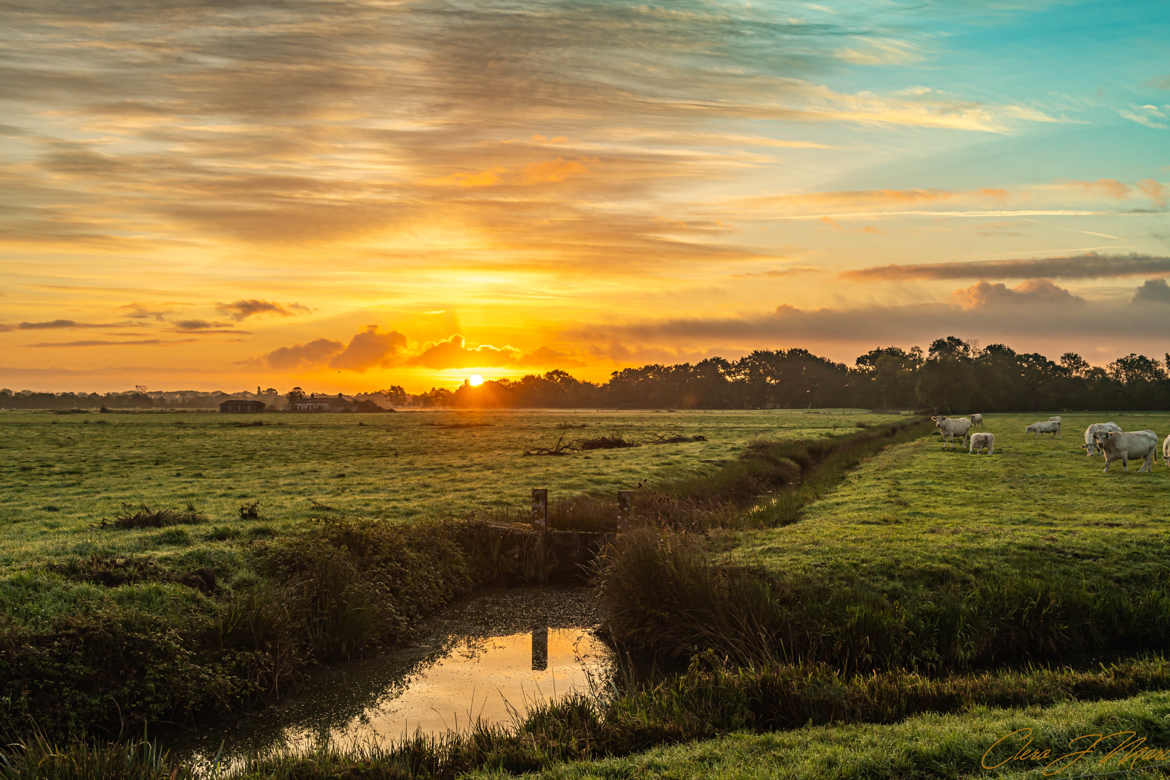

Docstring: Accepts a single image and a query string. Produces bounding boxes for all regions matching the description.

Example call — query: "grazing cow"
[1164,434,1170,469]
[970,413,984,428]
[1025,420,1061,437]
[1096,430,1158,472]
[931,415,972,448]
[1082,422,1122,456]
[968,432,995,454]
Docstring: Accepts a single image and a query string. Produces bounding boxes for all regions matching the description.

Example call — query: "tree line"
[4,337,1170,412]
[424,336,1170,412]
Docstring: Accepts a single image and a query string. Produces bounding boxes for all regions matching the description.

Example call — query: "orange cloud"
[1065,178,1129,199]
[952,279,1083,310]
[1137,178,1167,208]
[427,158,591,189]
[520,158,589,185]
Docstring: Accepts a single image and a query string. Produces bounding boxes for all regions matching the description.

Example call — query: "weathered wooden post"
[531,488,548,531]
[531,488,549,583]
[531,623,549,671]
[617,490,633,531]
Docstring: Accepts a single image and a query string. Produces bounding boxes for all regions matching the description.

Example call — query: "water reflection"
[186,624,609,773]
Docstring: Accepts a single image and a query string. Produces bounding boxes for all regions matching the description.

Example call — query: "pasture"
[0,407,908,742]
[8,407,1170,778]
[0,408,901,578]
[601,412,1170,678]
[696,412,1170,673]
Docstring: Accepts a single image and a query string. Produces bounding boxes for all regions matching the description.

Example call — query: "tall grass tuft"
[0,733,182,780]
[101,503,206,529]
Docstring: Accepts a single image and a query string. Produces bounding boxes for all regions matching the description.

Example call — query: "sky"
[1,0,1168,393]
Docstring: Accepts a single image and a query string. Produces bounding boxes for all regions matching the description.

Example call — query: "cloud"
[173,319,226,330]
[1065,178,1129,199]
[217,299,310,320]
[263,338,344,370]
[1133,278,1170,304]
[1137,179,1167,208]
[572,292,1170,355]
[408,335,516,370]
[953,280,1084,310]
[329,326,408,371]
[734,266,824,279]
[1120,105,1169,129]
[407,334,581,369]
[836,38,923,66]
[16,319,125,329]
[120,303,171,321]
[842,253,1170,281]
[29,339,194,347]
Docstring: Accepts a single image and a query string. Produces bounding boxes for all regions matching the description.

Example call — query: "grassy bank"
[465,690,1170,779]
[9,656,1170,778]
[599,412,1170,673]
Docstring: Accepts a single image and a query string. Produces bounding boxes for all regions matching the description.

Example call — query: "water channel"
[177,587,612,774]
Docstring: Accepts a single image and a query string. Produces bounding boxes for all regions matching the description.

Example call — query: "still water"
[181,589,610,773]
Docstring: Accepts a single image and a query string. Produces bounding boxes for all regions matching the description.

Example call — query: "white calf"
[968,432,994,454]
[1025,420,1061,437]
[1082,422,1122,456]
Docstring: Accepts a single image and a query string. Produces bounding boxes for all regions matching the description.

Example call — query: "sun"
[468,374,484,387]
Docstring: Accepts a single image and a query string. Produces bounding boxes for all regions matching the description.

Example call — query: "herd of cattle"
[930,414,1168,473]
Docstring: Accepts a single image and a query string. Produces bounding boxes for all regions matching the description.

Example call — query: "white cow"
[969,432,995,454]
[970,413,984,428]
[1163,434,1170,469]
[1025,420,1061,437]
[1096,430,1158,472]
[931,415,972,448]
[1082,422,1122,456]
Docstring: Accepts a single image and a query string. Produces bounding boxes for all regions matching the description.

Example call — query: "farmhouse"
[218,399,266,413]
[290,393,352,412]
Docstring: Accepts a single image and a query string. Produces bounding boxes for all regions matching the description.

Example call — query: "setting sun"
[467,375,484,387]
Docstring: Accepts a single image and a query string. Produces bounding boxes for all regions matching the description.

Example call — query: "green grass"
[9,410,1170,777]
[464,690,1170,778]
[0,409,908,741]
[0,408,901,536]
[599,412,1170,673]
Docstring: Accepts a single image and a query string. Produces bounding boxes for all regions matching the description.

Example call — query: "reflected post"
[531,624,549,671]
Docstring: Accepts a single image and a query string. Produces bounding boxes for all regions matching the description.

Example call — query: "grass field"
[8,409,1170,778]
[0,407,907,742]
[602,413,1170,671]
[0,408,902,541]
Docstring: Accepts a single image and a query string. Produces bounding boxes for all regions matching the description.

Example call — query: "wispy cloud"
[30,339,196,348]
[1120,104,1169,129]
[216,299,309,321]
[842,253,1170,281]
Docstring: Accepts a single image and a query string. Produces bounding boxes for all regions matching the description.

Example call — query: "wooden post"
[531,624,549,671]
[531,488,548,531]
[617,490,633,531]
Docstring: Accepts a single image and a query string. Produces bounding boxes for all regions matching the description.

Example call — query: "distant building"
[290,393,349,412]
[219,399,266,413]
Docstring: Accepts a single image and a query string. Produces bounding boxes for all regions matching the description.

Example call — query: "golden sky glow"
[1,1,1168,392]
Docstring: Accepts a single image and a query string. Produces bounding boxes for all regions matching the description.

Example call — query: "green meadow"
[6,409,1170,779]
[0,407,900,536]
[0,407,904,744]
